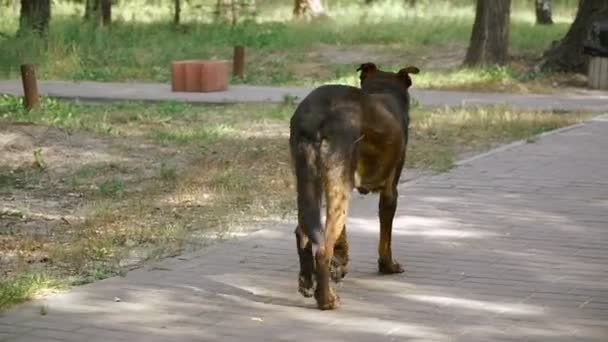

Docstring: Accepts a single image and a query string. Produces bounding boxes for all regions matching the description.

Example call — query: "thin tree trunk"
[173,0,181,26]
[535,0,553,25]
[100,0,111,26]
[215,0,233,22]
[294,0,306,16]
[463,0,512,66]
[293,0,326,18]
[231,0,238,25]
[537,0,608,73]
[84,0,99,21]
[18,0,51,37]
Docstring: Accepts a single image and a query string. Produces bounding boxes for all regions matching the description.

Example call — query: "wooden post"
[588,56,608,90]
[233,46,245,78]
[20,64,40,110]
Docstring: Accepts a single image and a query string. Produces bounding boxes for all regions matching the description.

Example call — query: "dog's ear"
[357,62,377,80]
[397,66,420,88]
[399,66,420,75]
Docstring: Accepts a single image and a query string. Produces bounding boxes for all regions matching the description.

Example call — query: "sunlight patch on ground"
[348,215,495,239]
[401,294,545,316]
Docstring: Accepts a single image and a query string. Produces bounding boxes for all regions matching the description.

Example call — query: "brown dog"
[288,62,419,310]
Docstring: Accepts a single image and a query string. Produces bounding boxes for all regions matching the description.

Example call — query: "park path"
[0,100,607,340]
[0,79,607,112]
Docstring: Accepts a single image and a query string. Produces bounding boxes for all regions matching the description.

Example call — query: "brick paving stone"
[1,116,607,341]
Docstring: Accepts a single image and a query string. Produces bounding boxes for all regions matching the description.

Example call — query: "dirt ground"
[0,122,216,279]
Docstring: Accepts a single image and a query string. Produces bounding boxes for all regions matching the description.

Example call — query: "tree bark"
[464,0,512,66]
[18,0,51,37]
[537,0,608,73]
[84,0,99,21]
[173,0,181,26]
[293,0,326,18]
[100,0,111,26]
[536,0,553,25]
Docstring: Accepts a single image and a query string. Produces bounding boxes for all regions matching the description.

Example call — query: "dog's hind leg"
[295,224,315,297]
[330,226,349,283]
[314,156,352,310]
[292,140,323,298]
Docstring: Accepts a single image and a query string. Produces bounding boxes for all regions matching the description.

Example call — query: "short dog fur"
[289,62,419,310]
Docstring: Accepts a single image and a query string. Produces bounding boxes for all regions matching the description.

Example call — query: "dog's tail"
[290,136,324,248]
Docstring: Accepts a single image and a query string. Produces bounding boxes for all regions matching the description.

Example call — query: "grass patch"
[408,105,585,171]
[98,178,126,197]
[0,94,591,310]
[0,0,577,92]
[0,273,64,311]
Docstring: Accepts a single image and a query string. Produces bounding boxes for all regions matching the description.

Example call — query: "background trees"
[537,0,608,72]
[18,0,51,36]
[464,0,512,66]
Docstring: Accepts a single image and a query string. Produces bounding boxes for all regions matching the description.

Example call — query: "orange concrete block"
[171,60,229,93]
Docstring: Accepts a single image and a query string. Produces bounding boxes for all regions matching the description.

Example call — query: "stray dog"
[289,62,419,310]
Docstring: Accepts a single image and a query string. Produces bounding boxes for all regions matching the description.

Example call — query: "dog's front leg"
[378,184,404,274]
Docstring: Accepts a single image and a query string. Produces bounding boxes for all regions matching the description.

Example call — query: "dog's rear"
[289,84,363,308]
[289,85,362,243]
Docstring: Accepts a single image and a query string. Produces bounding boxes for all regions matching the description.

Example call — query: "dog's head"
[356,62,420,91]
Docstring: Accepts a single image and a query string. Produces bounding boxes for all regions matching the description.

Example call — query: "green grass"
[0,272,64,311]
[0,0,576,90]
[98,178,126,197]
[408,105,583,171]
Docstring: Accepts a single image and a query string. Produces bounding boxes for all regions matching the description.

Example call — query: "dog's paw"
[378,258,404,274]
[298,274,315,298]
[315,286,340,310]
[330,256,348,283]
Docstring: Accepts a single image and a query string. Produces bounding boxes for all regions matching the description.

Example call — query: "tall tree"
[100,0,111,26]
[84,0,99,21]
[464,0,512,66]
[536,0,554,25]
[18,0,51,37]
[537,0,608,73]
[173,0,181,26]
[84,0,111,26]
[293,0,326,19]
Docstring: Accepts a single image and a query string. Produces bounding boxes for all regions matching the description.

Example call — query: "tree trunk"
[408,0,417,7]
[537,0,608,73]
[535,0,553,25]
[215,0,234,22]
[463,0,512,66]
[18,0,51,37]
[84,0,99,21]
[173,0,181,26]
[85,0,110,26]
[100,0,111,26]
[293,0,326,18]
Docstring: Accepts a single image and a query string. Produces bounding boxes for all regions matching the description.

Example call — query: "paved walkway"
[1,109,608,341]
[1,80,607,112]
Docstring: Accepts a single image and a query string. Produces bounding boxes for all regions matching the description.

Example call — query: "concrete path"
[1,80,607,112]
[1,111,607,341]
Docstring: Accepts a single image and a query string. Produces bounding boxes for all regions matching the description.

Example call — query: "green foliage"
[0,273,63,311]
[98,178,125,197]
[0,0,575,87]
